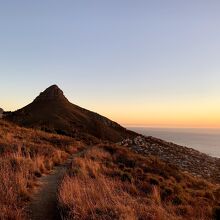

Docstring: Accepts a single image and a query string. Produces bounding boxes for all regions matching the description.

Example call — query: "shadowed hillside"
[0,108,3,118]
[5,85,136,142]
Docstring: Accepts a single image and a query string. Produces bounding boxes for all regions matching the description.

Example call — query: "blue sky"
[0,1,220,127]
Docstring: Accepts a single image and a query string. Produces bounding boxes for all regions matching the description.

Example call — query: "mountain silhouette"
[0,108,3,118]
[5,85,135,141]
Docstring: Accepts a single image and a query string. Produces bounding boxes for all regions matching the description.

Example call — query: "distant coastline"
[129,127,220,158]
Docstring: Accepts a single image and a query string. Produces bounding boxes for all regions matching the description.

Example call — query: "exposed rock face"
[5,85,136,142]
[119,136,220,183]
[34,85,67,102]
[0,108,3,118]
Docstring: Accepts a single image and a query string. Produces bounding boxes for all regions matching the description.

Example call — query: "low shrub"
[213,206,220,220]
[121,172,133,183]
[161,187,173,200]
[172,196,183,205]
[149,177,160,186]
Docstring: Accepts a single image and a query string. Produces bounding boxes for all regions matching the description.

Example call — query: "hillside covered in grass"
[0,119,219,220]
[0,119,87,220]
[58,144,220,220]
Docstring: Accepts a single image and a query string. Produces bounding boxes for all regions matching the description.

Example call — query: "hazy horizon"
[125,125,220,129]
[1,1,220,128]
[130,126,220,158]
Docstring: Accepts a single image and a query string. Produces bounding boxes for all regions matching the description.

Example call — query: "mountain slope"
[58,144,220,220]
[0,119,83,219]
[0,108,3,118]
[5,85,136,142]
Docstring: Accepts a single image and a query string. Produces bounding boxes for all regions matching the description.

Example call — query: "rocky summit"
[34,85,67,102]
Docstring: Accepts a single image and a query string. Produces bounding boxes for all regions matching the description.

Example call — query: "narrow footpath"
[28,148,89,220]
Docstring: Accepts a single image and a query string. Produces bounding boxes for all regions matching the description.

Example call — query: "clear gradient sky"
[0,1,220,128]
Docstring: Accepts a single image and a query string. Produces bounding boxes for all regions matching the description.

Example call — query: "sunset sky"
[0,1,220,128]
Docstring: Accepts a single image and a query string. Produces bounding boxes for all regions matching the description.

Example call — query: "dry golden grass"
[0,119,85,220]
[58,145,220,220]
[58,171,179,220]
[1,119,219,219]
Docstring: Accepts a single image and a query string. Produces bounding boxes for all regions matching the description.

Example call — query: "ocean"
[129,127,220,158]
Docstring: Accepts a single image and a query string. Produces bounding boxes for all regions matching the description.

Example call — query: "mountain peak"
[5,85,136,142]
[34,85,67,102]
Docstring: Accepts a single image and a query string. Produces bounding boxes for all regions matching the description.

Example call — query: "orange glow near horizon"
[94,98,220,129]
[3,94,220,129]
[118,115,220,129]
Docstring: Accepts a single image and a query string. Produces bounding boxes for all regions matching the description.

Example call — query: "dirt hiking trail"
[28,148,89,220]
